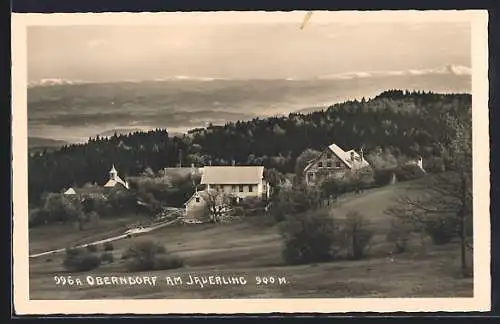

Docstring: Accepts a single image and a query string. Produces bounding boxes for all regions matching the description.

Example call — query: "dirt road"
[29,217,180,259]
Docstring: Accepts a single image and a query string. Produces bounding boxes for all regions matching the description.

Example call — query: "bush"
[341,211,374,260]
[239,197,267,209]
[154,255,184,270]
[28,208,50,227]
[86,244,98,252]
[63,247,101,272]
[320,178,343,199]
[230,206,245,217]
[344,168,375,193]
[43,193,85,225]
[373,168,396,186]
[124,239,183,272]
[65,246,84,257]
[386,219,413,253]
[395,164,426,182]
[101,252,115,263]
[103,241,114,251]
[423,156,446,173]
[270,184,322,223]
[279,209,339,265]
[425,216,456,245]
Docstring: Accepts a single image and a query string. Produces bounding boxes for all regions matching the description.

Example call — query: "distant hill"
[28,71,471,143]
[28,137,68,152]
[97,128,152,138]
[27,90,471,205]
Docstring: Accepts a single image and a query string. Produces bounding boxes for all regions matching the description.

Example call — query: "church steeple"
[109,164,118,180]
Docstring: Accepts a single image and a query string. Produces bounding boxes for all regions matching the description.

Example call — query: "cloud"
[317,64,472,80]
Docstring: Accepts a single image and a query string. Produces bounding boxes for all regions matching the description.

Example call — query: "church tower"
[109,164,118,181]
[104,164,129,189]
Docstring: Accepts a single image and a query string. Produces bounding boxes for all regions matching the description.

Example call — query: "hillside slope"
[29,179,472,299]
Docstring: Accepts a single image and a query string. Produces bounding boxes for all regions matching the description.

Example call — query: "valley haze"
[28,67,471,146]
[27,19,471,146]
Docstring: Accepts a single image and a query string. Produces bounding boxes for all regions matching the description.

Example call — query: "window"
[318,161,323,167]
[248,185,253,192]
[239,185,244,192]
[307,172,314,182]
[327,161,332,167]
[231,185,236,191]
[335,162,341,168]
[195,197,200,203]
[327,153,332,159]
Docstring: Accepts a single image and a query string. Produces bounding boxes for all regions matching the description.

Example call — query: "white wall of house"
[206,183,262,198]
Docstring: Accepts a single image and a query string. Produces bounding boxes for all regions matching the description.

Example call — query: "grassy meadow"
[28,180,473,299]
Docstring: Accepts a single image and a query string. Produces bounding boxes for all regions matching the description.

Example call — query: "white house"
[303,143,371,185]
[183,165,271,221]
[201,165,270,201]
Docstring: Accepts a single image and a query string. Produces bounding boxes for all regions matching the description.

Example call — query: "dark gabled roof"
[74,187,106,195]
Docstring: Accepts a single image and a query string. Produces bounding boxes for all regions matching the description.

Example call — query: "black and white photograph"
[12,10,490,314]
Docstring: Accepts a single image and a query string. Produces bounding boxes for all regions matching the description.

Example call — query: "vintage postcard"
[12,10,490,314]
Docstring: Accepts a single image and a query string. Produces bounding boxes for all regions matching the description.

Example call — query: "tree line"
[28,89,471,206]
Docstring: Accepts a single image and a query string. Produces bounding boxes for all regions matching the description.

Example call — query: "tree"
[269,183,322,222]
[294,149,321,178]
[43,193,89,230]
[264,168,286,187]
[386,218,413,254]
[385,113,472,277]
[62,247,101,272]
[279,209,339,264]
[201,188,232,223]
[123,239,183,271]
[343,167,375,193]
[341,211,374,259]
[319,178,343,202]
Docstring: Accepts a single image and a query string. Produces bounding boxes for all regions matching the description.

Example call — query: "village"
[57,141,424,230]
[27,134,465,300]
[28,131,474,300]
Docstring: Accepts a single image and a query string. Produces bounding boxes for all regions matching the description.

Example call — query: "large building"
[303,143,371,185]
[183,165,271,221]
[201,166,270,200]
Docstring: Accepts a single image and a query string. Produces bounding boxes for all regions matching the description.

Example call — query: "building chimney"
[209,160,212,166]
[232,160,236,166]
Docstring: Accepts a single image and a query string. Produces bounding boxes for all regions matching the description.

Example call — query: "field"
[29,214,151,255]
[28,180,473,299]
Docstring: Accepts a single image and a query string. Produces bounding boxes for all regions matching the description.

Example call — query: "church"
[63,164,129,198]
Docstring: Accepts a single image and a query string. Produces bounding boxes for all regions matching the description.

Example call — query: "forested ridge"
[28,90,471,206]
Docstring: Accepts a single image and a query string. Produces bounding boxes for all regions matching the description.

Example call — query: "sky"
[27,12,471,82]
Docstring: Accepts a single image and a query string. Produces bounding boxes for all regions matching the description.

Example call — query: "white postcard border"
[12,10,491,314]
